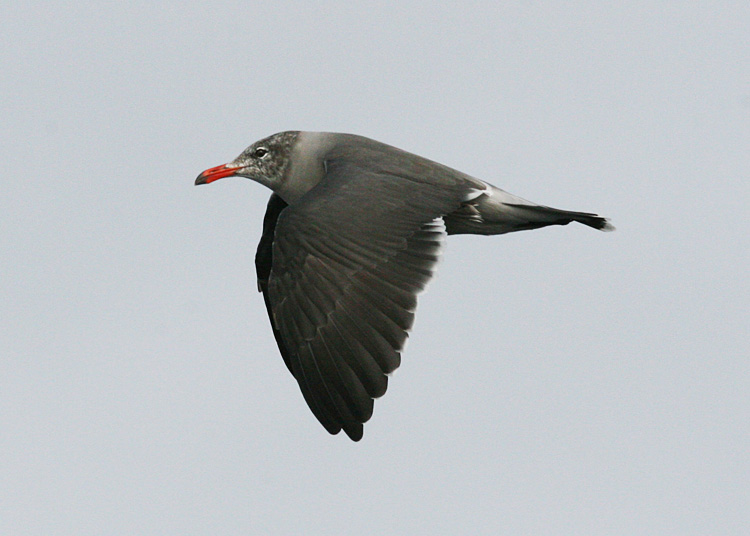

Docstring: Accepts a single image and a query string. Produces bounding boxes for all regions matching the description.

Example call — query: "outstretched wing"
[264,159,473,440]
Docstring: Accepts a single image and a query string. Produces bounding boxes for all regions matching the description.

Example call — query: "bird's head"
[195,131,299,190]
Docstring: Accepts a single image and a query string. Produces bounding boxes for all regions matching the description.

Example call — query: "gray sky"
[2,2,748,534]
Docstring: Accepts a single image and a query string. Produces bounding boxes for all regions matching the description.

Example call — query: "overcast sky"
[2,2,748,535]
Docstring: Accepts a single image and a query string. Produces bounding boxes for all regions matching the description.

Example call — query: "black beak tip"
[194,174,207,186]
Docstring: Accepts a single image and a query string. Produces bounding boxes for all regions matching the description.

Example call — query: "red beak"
[195,164,239,185]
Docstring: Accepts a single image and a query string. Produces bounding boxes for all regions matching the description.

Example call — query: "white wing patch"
[415,216,446,294]
[422,216,447,262]
[463,183,492,202]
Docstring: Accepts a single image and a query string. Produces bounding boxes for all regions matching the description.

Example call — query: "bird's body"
[196,131,612,440]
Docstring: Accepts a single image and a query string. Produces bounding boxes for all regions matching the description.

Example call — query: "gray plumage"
[195,131,613,441]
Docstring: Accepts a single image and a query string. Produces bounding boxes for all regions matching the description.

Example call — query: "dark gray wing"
[267,159,473,440]
[255,194,292,372]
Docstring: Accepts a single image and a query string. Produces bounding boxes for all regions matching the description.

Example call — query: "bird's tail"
[503,203,614,232]
[445,185,614,235]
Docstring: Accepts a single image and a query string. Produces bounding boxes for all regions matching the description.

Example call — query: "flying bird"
[195,131,613,441]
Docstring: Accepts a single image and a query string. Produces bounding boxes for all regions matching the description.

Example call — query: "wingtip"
[343,423,364,442]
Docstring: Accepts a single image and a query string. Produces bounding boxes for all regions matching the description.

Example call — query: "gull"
[196,131,613,440]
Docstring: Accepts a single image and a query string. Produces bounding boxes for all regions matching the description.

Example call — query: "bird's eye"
[253,147,268,158]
